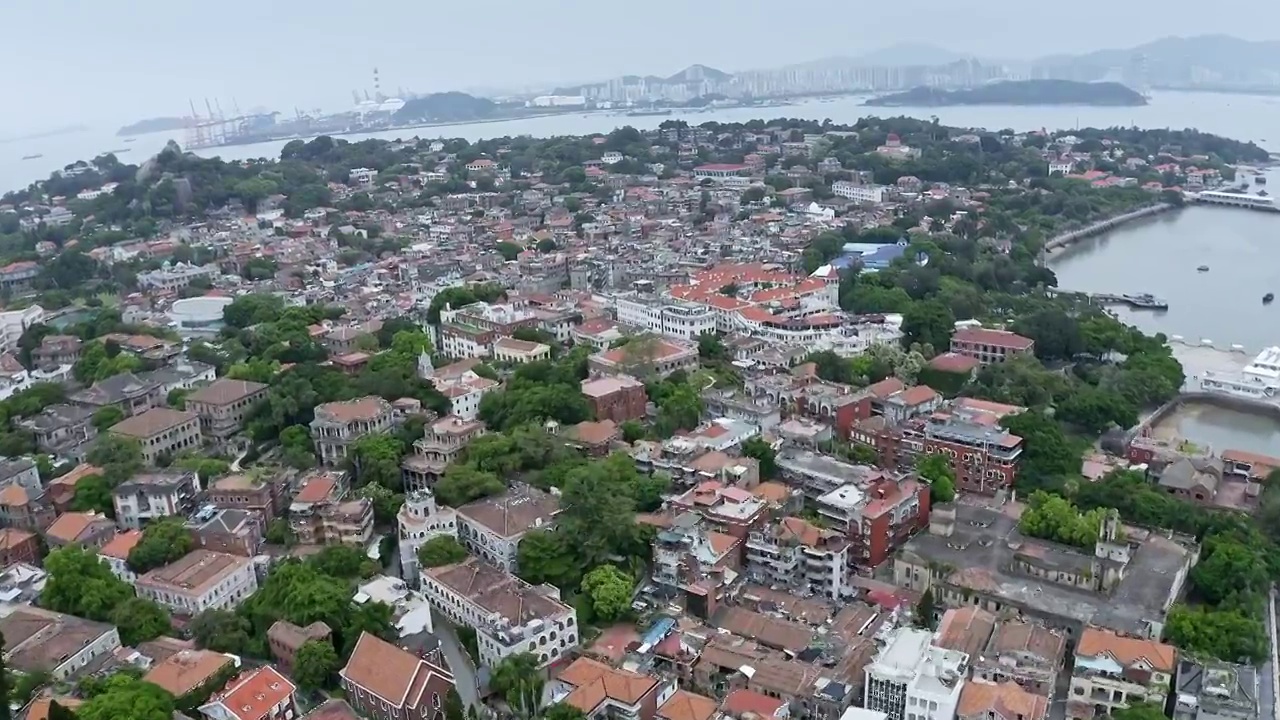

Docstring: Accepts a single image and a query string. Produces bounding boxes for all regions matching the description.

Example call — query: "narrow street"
[1263,586,1278,720]
[434,608,483,710]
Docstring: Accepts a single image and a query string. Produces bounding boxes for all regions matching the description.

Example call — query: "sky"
[3,0,1280,134]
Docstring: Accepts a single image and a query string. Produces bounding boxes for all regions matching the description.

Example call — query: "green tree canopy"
[418,536,469,569]
[127,517,195,573]
[580,565,634,624]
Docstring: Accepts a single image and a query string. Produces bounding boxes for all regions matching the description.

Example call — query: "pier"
[1047,288,1169,309]
[1190,190,1279,212]
[1042,203,1174,253]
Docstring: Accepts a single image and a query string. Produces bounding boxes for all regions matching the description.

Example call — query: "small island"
[866,80,1148,107]
[116,117,188,137]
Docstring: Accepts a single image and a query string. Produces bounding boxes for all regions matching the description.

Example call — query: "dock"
[1047,288,1169,309]
[1190,190,1279,212]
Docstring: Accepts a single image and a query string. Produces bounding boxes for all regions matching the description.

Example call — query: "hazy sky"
[3,0,1280,134]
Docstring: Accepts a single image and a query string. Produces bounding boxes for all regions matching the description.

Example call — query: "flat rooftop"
[899,503,1194,636]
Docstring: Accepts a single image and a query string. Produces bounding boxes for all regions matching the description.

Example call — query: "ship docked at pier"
[1200,346,1280,402]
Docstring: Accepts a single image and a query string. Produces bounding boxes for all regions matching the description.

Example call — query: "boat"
[626,109,673,117]
[1201,346,1280,400]
[1258,176,1268,185]
[123,138,135,143]
[20,153,42,160]
[1197,265,1210,272]
[1266,293,1275,304]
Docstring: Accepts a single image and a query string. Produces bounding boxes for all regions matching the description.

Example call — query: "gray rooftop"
[899,503,1195,636]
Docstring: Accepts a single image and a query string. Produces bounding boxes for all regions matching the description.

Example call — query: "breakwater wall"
[1131,392,1280,441]
[1043,203,1176,253]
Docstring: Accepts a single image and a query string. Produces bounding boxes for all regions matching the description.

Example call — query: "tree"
[1017,492,1109,549]
[620,420,647,443]
[434,465,504,508]
[580,565,634,624]
[308,544,377,579]
[41,546,132,621]
[490,653,544,717]
[110,597,172,646]
[265,518,297,546]
[294,639,340,691]
[741,437,777,479]
[697,332,727,361]
[90,406,125,432]
[914,587,937,629]
[418,536,468,568]
[543,704,588,720]
[915,453,956,503]
[357,483,404,525]
[1000,410,1078,492]
[76,675,174,720]
[127,518,195,573]
[515,529,579,589]
[495,242,522,262]
[70,474,114,516]
[280,424,317,469]
[901,300,955,351]
[0,631,9,720]
[167,388,189,410]
[350,434,406,491]
[1111,705,1172,720]
[189,609,254,655]
[47,701,76,720]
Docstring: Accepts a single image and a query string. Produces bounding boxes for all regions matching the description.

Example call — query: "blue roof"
[642,616,676,647]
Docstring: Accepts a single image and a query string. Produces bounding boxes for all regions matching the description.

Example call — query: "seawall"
[1043,203,1176,254]
[1133,392,1280,440]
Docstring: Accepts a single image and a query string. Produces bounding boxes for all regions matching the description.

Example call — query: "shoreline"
[1040,202,1177,257]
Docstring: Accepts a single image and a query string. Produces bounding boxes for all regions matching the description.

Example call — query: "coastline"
[1041,203,1177,256]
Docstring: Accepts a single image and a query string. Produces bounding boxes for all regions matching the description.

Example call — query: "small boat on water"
[20,153,42,160]
[1258,176,1268,185]
[123,138,136,143]
[1197,265,1210,272]
[1265,293,1275,304]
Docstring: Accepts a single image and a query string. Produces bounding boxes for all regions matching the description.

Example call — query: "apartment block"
[401,415,486,492]
[864,627,968,720]
[745,516,850,601]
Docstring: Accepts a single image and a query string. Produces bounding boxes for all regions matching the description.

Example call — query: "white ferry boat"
[1200,346,1280,401]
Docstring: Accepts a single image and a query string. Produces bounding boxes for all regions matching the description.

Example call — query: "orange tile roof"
[659,690,718,720]
[45,511,101,543]
[1077,627,1175,672]
[559,657,658,713]
[203,666,296,720]
[958,680,1048,720]
[99,530,144,560]
[24,698,83,720]
[144,649,233,696]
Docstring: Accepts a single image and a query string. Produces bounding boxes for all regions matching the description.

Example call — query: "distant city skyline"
[2,0,1280,134]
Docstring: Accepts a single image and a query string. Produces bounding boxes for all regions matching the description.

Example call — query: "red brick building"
[0,528,39,566]
[950,327,1035,365]
[855,398,1025,495]
[581,375,648,424]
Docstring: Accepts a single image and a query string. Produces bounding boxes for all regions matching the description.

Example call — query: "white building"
[613,293,717,340]
[832,182,887,204]
[1048,158,1075,175]
[97,530,143,584]
[865,627,968,720]
[456,485,559,572]
[397,490,458,587]
[0,306,43,353]
[492,337,552,364]
[111,470,200,530]
[422,556,578,669]
[0,604,121,681]
[348,167,377,186]
[135,550,259,614]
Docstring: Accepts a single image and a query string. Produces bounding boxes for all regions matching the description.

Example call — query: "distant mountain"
[393,92,497,123]
[665,64,732,83]
[117,117,187,137]
[1032,35,1280,88]
[866,80,1147,107]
